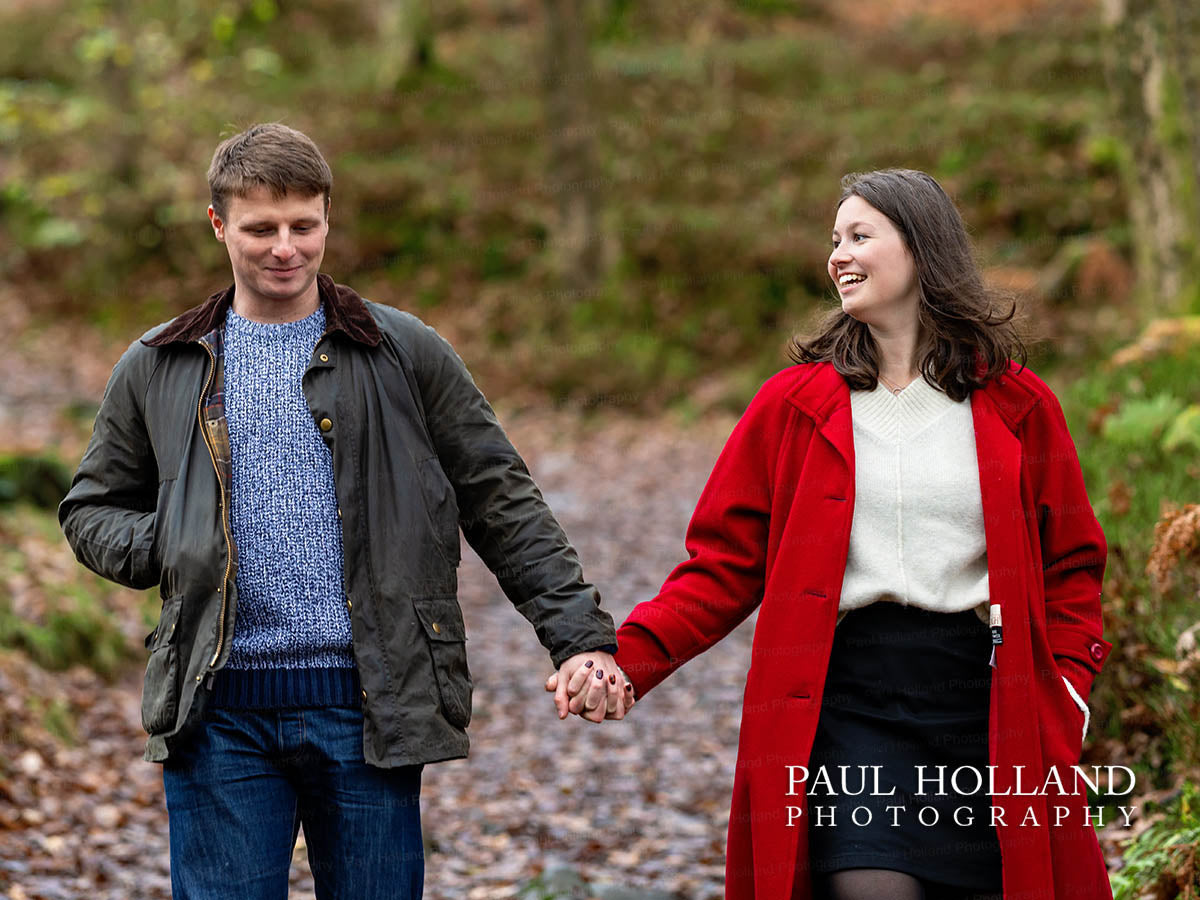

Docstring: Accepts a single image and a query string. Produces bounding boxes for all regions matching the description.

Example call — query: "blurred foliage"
[0,0,1128,408]
[0,506,142,681]
[0,452,73,509]
[1101,395,1186,448]
[31,694,79,746]
[1111,781,1200,899]
[1061,324,1200,790]
[0,591,133,680]
[1057,320,1199,884]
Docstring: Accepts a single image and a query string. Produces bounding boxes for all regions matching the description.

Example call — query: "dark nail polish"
[596,670,604,679]
[609,674,617,684]
[584,660,594,668]
[625,683,633,691]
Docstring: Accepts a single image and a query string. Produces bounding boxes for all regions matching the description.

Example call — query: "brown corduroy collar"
[142,274,382,347]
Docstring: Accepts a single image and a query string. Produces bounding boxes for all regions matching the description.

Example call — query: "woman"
[555,169,1112,900]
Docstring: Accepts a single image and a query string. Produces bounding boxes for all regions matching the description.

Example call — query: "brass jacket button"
[431,622,442,635]
[319,417,333,432]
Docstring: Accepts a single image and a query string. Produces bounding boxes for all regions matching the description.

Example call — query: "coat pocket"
[1038,664,1087,772]
[412,595,472,728]
[141,595,182,735]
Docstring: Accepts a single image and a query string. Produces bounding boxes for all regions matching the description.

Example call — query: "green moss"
[0,586,137,681]
[0,507,141,680]
[31,695,78,746]
[0,453,72,510]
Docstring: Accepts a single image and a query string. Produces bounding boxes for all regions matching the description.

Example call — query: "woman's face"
[828,194,921,330]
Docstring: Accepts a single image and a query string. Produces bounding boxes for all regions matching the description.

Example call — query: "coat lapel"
[971,386,1024,605]
[784,363,855,473]
[971,372,1039,635]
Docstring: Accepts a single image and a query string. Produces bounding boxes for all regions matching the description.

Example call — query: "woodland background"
[1,0,1199,897]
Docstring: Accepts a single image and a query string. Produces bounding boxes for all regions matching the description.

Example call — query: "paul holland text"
[783,765,1138,829]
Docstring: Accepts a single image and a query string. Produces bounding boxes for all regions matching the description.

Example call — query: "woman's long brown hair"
[789,169,1025,402]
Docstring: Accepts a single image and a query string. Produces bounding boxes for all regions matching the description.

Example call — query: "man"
[59,123,628,899]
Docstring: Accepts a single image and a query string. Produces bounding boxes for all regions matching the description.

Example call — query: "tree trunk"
[1101,0,1200,315]
[375,0,434,91]
[543,0,604,299]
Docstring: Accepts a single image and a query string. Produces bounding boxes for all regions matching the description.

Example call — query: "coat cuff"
[614,623,676,698]
[572,643,618,656]
[1048,625,1111,702]
[1048,625,1111,672]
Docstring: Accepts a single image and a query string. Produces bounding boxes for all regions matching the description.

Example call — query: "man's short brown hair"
[207,123,332,220]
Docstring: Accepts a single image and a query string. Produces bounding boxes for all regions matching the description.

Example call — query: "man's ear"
[207,205,226,242]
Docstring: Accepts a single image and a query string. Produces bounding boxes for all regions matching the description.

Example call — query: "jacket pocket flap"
[413,595,467,642]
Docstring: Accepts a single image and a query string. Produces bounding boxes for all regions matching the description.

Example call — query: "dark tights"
[817,868,1003,900]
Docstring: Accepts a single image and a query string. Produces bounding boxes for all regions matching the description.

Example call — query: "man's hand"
[545,652,635,723]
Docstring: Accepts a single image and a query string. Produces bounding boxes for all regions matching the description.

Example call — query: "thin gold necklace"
[878,373,910,395]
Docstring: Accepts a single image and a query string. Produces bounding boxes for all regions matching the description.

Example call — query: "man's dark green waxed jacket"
[59,274,616,766]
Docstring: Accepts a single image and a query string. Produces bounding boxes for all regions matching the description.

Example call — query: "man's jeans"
[163,705,424,900]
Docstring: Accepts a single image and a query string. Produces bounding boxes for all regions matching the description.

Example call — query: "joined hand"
[545,652,635,723]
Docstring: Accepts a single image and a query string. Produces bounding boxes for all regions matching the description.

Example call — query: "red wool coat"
[615,361,1113,900]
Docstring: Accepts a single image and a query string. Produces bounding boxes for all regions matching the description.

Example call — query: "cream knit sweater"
[839,377,1090,738]
[840,377,990,615]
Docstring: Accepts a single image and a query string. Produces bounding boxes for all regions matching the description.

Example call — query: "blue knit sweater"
[211,304,358,708]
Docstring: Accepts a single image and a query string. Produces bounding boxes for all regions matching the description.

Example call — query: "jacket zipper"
[197,340,234,674]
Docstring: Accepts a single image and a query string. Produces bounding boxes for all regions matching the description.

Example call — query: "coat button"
[361,689,368,703]
[431,622,442,635]
[337,507,342,519]
[1089,643,1104,662]
[346,598,352,611]
[319,353,329,362]
[319,417,333,432]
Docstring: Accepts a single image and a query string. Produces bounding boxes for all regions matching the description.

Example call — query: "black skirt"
[806,601,1003,892]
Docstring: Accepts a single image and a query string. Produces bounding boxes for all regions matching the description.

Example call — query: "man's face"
[208,186,329,321]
